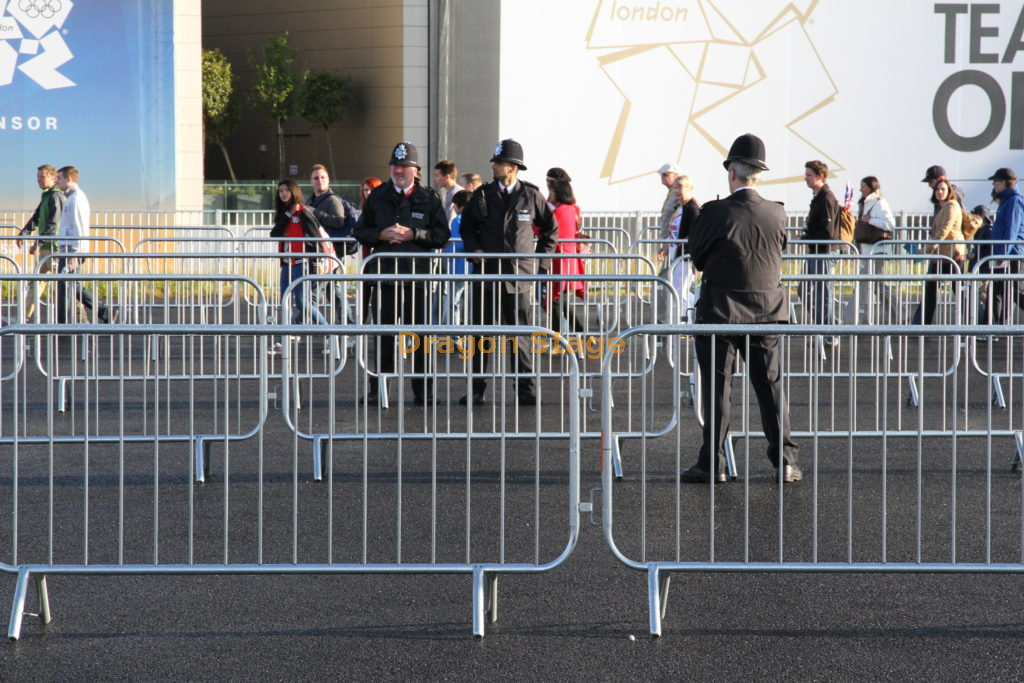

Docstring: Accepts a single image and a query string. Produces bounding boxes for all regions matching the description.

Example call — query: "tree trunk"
[325,127,336,179]
[218,140,238,183]
[276,118,286,179]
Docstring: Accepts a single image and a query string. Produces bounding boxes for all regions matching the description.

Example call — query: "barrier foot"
[647,566,663,637]
[35,575,50,625]
[8,569,30,641]
[379,378,390,411]
[611,434,623,481]
[57,378,67,414]
[487,574,498,624]
[1012,432,1023,473]
[472,567,486,638]
[992,376,1007,409]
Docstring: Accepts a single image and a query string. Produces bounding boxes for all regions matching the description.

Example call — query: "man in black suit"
[458,139,558,405]
[681,133,801,484]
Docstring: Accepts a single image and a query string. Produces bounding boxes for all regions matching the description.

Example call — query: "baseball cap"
[988,167,1017,182]
[921,165,946,183]
[658,162,680,175]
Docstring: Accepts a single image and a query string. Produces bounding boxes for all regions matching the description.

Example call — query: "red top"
[548,202,587,307]
[281,205,306,263]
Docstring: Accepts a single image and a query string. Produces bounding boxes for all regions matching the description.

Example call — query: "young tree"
[249,33,306,179]
[202,48,240,182]
[301,70,354,176]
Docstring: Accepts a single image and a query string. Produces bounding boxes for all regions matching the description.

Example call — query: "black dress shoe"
[680,466,727,483]
[410,392,434,406]
[459,392,485,406]
[361,391,380,405]
[517,393,539,406]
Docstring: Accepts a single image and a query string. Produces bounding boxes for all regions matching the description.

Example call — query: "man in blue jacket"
[988,168,1024,324]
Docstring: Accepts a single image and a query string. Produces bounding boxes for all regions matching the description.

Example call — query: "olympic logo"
[18,0,62,20]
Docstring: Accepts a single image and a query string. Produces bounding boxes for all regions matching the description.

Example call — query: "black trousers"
[914,260,958,325]
[467,278,536,396]
[990,260,1024,324]
[374,281,429,395]
[695,333,798,474]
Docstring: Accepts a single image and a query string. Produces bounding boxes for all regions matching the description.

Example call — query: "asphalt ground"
[1,330,1023,681]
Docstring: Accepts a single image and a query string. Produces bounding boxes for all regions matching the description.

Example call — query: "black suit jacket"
[688,188,790,324]
[459,180,557,291]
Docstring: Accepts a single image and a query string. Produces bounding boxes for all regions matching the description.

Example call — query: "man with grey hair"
[656,162,680,239]
[681,134,800,484]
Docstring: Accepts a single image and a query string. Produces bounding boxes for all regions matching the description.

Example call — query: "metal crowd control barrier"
[0,323,580,639]
[0,275,272,472]
[288,267,676,465]
[964,254,1024,409]
[601,323,1024,637]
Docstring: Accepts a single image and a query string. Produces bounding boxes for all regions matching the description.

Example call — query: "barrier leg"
[647,565,663,637]
[312,435,325,482]
[724,434,737,480]
[611,434,623,481]
[472,566,486,638]
[57,378,67,413]
[992,376,1006,409]
[906,376,920,408]
[487,574,498,624]
[194,436,208,484]
[35,575,50,625]
[8,568,30,641]
[1012,432,1023,473]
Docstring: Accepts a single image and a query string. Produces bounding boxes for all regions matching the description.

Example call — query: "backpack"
[959,203,984,240]
[837,208,856,243]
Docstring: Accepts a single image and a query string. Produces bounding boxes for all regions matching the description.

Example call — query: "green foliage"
[249,33,306,125]
[202,48,234,129]
[300,70,353,132]
[202,48,241,181]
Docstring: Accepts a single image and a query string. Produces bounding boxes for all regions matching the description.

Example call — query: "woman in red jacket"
[270,179,328,325]
[545,168,587,332]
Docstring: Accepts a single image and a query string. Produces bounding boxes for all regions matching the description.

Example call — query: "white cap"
[658,162,680,175]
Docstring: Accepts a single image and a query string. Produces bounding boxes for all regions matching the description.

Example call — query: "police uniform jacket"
[459,180,557,292]
[688,188,789,324]
[353,180,450,275]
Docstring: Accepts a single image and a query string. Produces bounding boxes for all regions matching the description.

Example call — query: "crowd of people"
[15,136,1024,485]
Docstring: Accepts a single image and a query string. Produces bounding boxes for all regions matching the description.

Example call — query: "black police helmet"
[389,141,420,168]
[490,139,527,170]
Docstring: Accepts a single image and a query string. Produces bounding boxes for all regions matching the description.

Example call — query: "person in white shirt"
[433,159,464,223]
[54,166,110,324]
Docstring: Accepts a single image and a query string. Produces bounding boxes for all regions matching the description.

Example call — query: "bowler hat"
[490,139,527,170]
[389,141,420,168]
[988,167,1017,182]
[722,133,768,171]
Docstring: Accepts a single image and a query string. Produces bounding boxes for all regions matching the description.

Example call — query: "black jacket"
[678,197,700,254]
[353,180,449,274]
[689,188,789,324]
[307,190,356,254]
[804,184,840,253]
[270,206,327,263]
[459,180,557,290]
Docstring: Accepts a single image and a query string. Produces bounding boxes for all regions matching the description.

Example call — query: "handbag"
[854,219,891,244]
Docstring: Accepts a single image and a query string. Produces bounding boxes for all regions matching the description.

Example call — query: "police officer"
[458,138,557,405]
[354,142,450,405]
[682,133,801,484]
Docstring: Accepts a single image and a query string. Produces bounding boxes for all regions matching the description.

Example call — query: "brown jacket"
[928,200,966,260]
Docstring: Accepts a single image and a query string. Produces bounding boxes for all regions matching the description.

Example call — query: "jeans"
[280,262,327,325]
[802,255,835,325]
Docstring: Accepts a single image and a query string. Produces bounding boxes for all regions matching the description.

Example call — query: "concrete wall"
[175,0,204,211]
[203,0,412,184]
[202,0,502,188]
